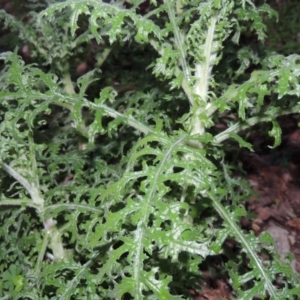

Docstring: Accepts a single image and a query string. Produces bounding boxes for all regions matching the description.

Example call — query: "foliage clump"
[0,0,300,299]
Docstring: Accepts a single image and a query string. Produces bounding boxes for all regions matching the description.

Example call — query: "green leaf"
[13,275,24,292]
[268,120,282,148]
[69,3,91,37]
[229,132,253,151]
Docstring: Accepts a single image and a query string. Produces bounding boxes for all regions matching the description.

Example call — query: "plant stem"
[95,47,112,68]
[191,16,218,136]
[1,163,44,211]
[35,233,49,274]
[162,1,195,107]
[87,101,155,135]
[165,0,191,84]
[208,192,277,299]
[0,162,65,261]
[149,39,195,106]
[194,16,217,103]
[0,199,36,208]
[63,63,75,95]
[215,104,300,144]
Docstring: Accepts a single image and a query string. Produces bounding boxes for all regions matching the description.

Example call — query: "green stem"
[191,16,218,137]
[208,192,277,299]
[60,58,153,136]
[194,16,217,103]
[95,47,112,68]
[35,232,49,274]
[149,39,194,106]
[44,203,103,214]
[176,0,183,15]
[55,97,154,135]
[163,0,195,107]
[0,162,65,261]
[6,90,155,136]
[62,64,87,143]
[1,163,44,211]
[214,105,300,144]
[165,0,191,84]
[63,63,75,95]
[0,199,36,208]
[87,101,154,135]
